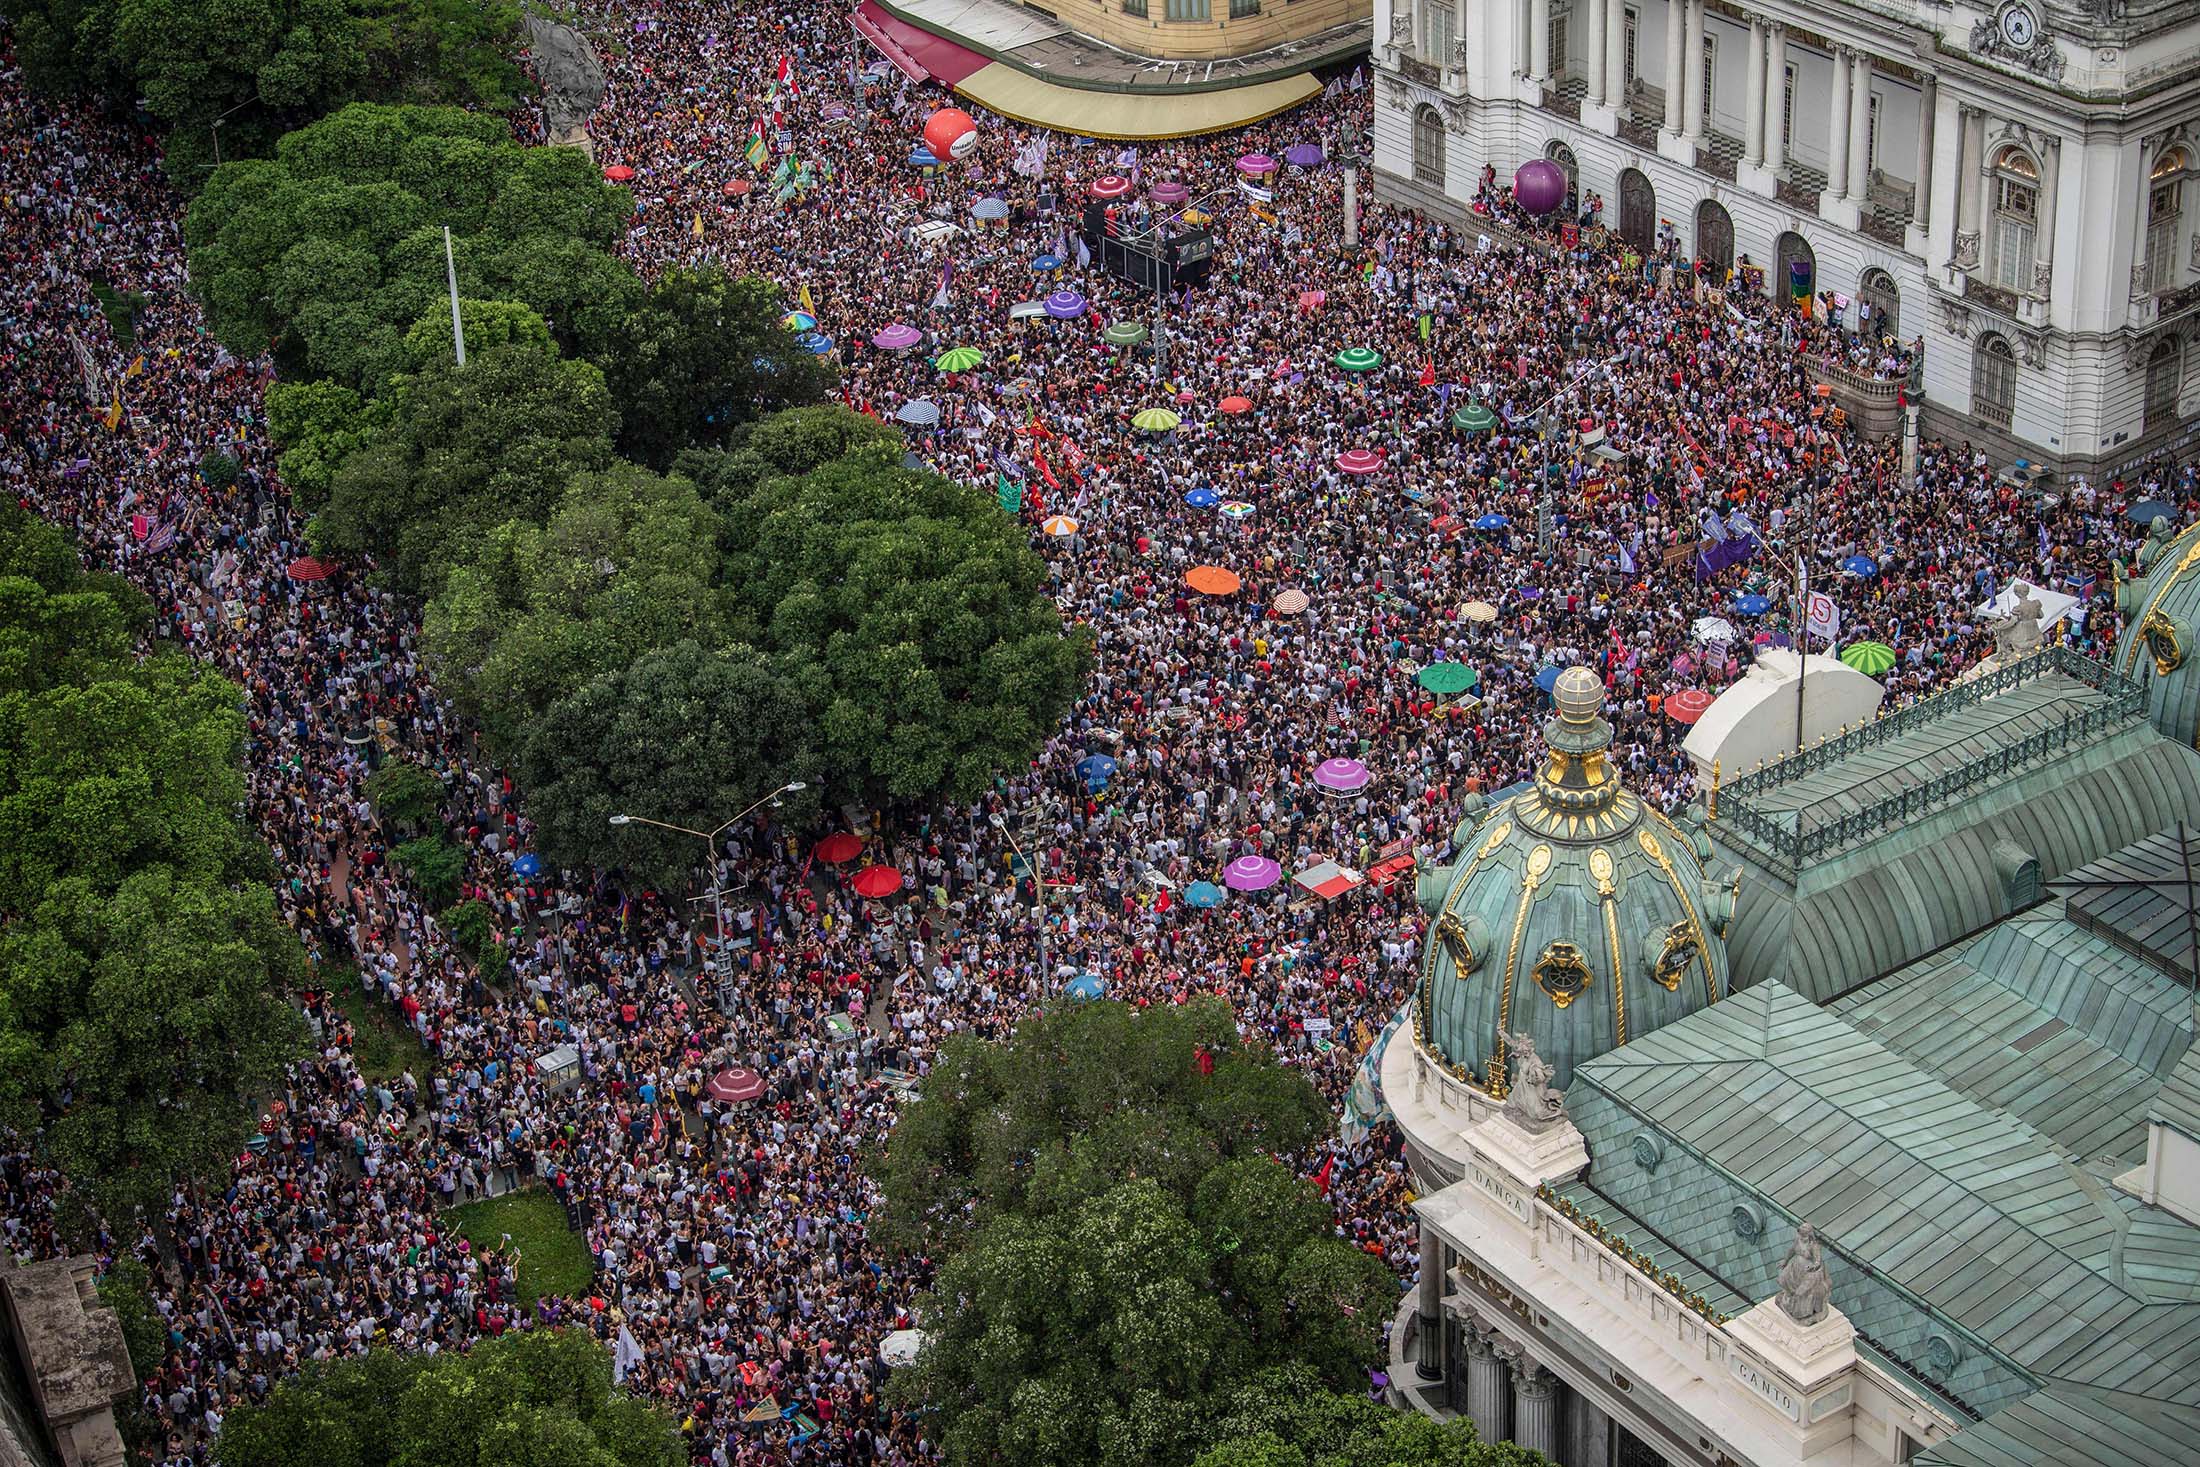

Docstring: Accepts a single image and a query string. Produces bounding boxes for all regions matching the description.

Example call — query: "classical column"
[1954,105,1985,268]
[1514,1361,1558,1459]
[1662,0,1687,136]
[1531,0,1552,82]
[1911,76,1936,228]
[1742,20,1767,166]
[2033,136,2061,300]
[1606,0,1629,108]
[1586,0,1609,104]
[1846,50,1874,200]
[1681,0,1706,142]
[1825,47,1852,199]
[1416,1224,1445,1382]
[1763,24,1787,175]
[1468,1331,1509,1444]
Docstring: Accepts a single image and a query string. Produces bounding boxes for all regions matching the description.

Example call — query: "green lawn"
[325,968,434,1083]
[441,1189,595,1308]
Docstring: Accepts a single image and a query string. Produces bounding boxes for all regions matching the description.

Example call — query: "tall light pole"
[609,781,806,985]
[989,812,1051,998]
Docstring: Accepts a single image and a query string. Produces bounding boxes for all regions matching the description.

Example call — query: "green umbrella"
[1839,641,1897,676]
[1416,662,1478,695]
[933,346,985,372]
[1103,321,1148,346]
[1131,407,1181,432]
[1451,401,1497,432]
[1334,346,1383,372]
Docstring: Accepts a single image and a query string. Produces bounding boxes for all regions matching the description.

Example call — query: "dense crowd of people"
[1,1,2194,1464]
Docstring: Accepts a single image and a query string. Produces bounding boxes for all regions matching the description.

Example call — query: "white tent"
[880,1329,926,1367]
[1681,650,1886,780]
[1975,579,2078,631]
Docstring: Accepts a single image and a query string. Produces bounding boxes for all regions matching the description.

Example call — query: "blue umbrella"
[895,399,941,426]
[1076,754,1118,786]
[1474,513,1510,530]
[1840,555,1878,578]
[1185,487,1221,508]
[1032,254,1063,271]
[798,332,833,354]
[1535,665,1562,693]
[2129,499,2176,525]
[513,853,542,877]
[1185,881,1226,908]
[909,147,939,168]
[1067,974,1107,1001]
[1732,593,1772,615]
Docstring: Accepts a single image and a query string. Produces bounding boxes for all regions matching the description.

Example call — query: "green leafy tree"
[518,640,817,889]
[422,463,724,754]
[361,760,443,837]
[265,379,389,507]
[314,340,615,594]
[601,265,829,469]
[1196,1369,1549,1466]
[97,1260,170,1379]
[400,296,552,373]
[391,835,464,910]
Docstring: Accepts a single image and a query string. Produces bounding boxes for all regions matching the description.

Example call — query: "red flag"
[1036,450,1060,491]
[1418,359,1435,388]
[1312,1154,1335,1195]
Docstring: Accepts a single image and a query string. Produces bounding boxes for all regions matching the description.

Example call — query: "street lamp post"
[988,812,1051,998]
[609,781,806,992]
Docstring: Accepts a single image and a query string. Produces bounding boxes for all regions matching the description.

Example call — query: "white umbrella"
[1692,615,1738,645]
[880,1329,925,1366]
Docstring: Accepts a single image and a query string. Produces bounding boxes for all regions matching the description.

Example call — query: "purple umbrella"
[1517,587,1543,601]
[872,323,922,350]
[1236,153,1275,175]
[1223,856,1283,892]
[1149,180,1189,204]
[1312,757,1371,795]
[1043,289,1087,320]
[1283,143,1325,168]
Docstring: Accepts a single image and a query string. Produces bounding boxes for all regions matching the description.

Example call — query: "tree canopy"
[213,1329,681,1467]
[1193,1368,1549,1467]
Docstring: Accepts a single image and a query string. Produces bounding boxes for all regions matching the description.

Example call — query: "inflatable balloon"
[1513,158,1567,216]
[923,108,979,162]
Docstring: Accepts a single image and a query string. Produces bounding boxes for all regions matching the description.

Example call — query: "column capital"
[1515,1360,1555,1398]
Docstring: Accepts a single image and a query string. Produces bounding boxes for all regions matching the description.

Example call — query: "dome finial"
[1553,665,1605,725]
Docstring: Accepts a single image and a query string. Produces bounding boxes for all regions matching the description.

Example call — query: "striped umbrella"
[1040,515,1080,536]
[933,346,985,372]
[1451,401,1497,432]
[1335,448,1385,475]
[1840,641,1898,676]
[1219,500,1256,520]
[1273,587,1310,614]
[1334,346,1383,371]
[1132,407,1181,432]
[1088,175,1132,199]
[1104,321,1148,346]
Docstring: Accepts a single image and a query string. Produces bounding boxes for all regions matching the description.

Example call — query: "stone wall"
[0,1259,132,1467]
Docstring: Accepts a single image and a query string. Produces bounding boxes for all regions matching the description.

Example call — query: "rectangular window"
[1124,0,1147,14]
[2148,182,2183,293]
[1993,176,2036,292]
[1426,2,1454,63]
[1701,35,1716,121]
[1552,14,1570,79]
[1782,62,1796,146]
[1164,0,1206,18]
[1229,0,1258,14]
[1866,95,1879,178]
[1623,8,1639,91]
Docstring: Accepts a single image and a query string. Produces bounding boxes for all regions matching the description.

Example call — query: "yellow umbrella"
[1462,601,1499,623]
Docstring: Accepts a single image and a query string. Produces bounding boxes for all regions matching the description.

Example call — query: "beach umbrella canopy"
[512,853,543,877]
[287,556,334,582]
[1535,665,1563,693]
[1451,401,1497,432]
[1186,566,1241,596]
[1032,253,1063,271]
[814,833,863,864]
[1693,615,1738,645]
[1185,487,1221,508]
[1219,501,1255,520]
[851,865,904,898]
[800,333,833,354]
[1841,555,1878,578]
[1223,855,1283,892]
[1041,515,1079,537]
[1312,757,1372,794]
[781,310,818,331]
[1840,641,1898,676]
[872,323,922,350]
[706,1067,766,1102]
[1272,587,1310,614]
[1473,513,1510,531]
[723,179,752,196]
[1665,687,1716,724]
[909,147,939,167]
[1236,153,1276,174]
[1150,180,1190,203]
[603,164,636,181]
[1298,289,1327,311]
[1066,973,1108,1000]
[1104,321,1148,346]
[970,196,1009,221]
[1334,346,1383,371]
[1335,448,1385,475]
[880,1330,925,1367]
[1185,881,1226,908]
[894,399,941,425]
[1218,395,1253,415]
[1089,174,1132,198]
[2129,499,2176,525]
[1076,754,1119,786]
[933,346,984,372]
[1132,407,1181,432]
[1417,662,1478,694]
[1462,600,1499,623]
[1733,593,1773,615]
[1043,289,1087,320]
[1283,142,1325,167]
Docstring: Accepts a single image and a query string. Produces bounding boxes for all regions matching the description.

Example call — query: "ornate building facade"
[1368,0,2200,473]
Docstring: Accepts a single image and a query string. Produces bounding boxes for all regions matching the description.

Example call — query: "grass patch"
[442,1189,594,1308]
[326,969,434,1083]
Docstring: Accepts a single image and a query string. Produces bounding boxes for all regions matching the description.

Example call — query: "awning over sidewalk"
[952,65,1321,141]
[853,0,991,86]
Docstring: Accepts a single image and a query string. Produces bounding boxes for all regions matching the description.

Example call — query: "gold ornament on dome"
[1479,820,1513,859]
[1436,912,1480,975]
[1652,921,1699,991]
[1534,940,1594,1008]
[1588,847,1616,897]
[2141,609,2186,676]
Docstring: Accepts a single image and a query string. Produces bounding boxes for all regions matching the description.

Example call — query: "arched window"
[1976,335,2018,428]
[2148,339,2185,431]
[1413,106,1446,188]
[1546,142,1579,215]
[1990,147,2040,294]
[1858,268,1900,342]
[1695,199,1734,276]
[1775,231,1815,304]
[2148,148,2188,295]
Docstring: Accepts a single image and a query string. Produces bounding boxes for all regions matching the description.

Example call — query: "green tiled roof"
[1913,1385,2200,1467]
[2152,1044,2200,1142]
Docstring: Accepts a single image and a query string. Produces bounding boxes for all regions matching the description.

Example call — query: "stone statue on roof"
[1989,582,2045,659]
[1500,1029,1565,1131]
[1776,1223,1833,1326]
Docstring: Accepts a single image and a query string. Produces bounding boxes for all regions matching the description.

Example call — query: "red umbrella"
[724,179,752,197]
[1088,175,1131,199]
[604,164,636,181]
[851,865,904,899]
[706,1066,765,1103]
[1666,688,1716,724]
[1335,449,1385,475]
[1217,395,1253,415]
[287,556,333,582]
[814,832,863,864]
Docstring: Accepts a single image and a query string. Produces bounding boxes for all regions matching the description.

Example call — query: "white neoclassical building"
[1369,0,2200,474]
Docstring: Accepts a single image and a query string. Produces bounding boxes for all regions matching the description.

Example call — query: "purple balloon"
[1513,159,1568,216]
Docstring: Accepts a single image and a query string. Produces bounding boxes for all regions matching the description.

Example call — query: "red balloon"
[922,108,978,162]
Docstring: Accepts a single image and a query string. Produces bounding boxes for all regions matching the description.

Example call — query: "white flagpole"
[1796,551,1809,754]
[444,226,466,368]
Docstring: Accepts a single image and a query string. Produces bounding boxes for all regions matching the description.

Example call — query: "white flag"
[614,1323,644,1385]
[1806,590,1840,642]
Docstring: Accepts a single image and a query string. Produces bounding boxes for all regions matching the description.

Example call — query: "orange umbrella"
[1186,566,1241,596]
[1218,395,1253,415]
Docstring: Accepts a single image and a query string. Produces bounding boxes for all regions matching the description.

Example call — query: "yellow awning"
[951,64,1321,141]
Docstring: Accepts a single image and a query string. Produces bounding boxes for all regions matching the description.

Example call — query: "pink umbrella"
[1335,449,1385,475]
[1236,153,1276,175]
[1223,855,1283,892]
[1311,757,1371,794]
[1298,290,1326,313]
[1089,175,1132,199]
[706,1067,765,1102]
[1150,181,1189,204]
[872,324,922,350]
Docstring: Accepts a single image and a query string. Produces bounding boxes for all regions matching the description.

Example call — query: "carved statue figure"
[1389,8,1413,47]
[524,10,607,140]
[1500,1029,1564,1130]
[1990,582,2045,658]
[1776,1223,1833,1326]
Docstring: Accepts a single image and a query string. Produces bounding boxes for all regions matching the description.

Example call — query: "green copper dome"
[1414,667,1736,1096]
[2114,517,2200,746]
